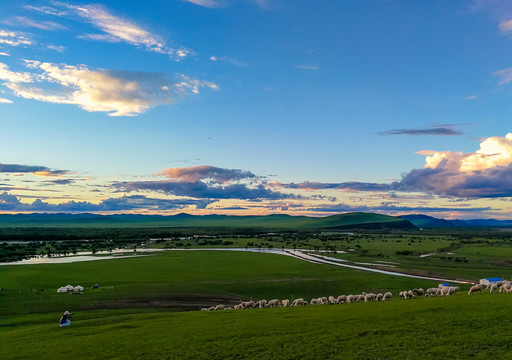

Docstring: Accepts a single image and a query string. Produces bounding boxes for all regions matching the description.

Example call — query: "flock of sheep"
[468,281,512,295]
[201,290,395,311]
[200,282,511,312]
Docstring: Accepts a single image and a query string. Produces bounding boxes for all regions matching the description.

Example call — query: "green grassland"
[1,251,436,317]
[2,293,512,359]
[3,231,512,359]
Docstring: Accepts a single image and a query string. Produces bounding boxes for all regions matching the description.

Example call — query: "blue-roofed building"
[479,277,503,286]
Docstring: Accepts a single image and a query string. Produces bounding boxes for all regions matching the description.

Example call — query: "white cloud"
[494,67,512,84]
[3,16,66,31]
[1,60,217,116]
[0,29,32,47]
[422,133,512,172]
[0,97,12,103]
[53,3,191,60]
[0,52,9,56]
[183,0,221,8]
[46,44,66,52]
[295,64,319,70]
[210,55,248,67]
[0,63,34,83]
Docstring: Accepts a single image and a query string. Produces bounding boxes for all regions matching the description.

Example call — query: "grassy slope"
[2,294,511,359]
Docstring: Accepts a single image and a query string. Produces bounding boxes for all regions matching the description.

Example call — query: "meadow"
[2,231,512,359]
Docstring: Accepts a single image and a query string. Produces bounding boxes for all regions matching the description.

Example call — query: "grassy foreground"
[2,294,511,359]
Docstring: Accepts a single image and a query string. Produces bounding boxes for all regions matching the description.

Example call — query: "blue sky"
[2,0,512,219]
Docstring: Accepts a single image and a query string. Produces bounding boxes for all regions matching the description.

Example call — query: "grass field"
[2,236,512,359]
[2,294,512,359]
[1,250,437,317]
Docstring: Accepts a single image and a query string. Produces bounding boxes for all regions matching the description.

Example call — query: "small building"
[479,277,503,286]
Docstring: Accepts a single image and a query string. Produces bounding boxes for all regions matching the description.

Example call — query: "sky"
[2,0,512,219]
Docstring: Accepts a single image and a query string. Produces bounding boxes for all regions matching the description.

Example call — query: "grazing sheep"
[439,287,450,296]
[224,306,234,310]
[468,284,482,295]
[240,300,256,309]
[291,298,307,307]
[281,299,290,307]
[214,304,225,311]
[356,294,365,302]
[413,288,424,296]
[208,306,216,311]
[255,299,268,308]
[407,290,415,298]
[200,307,209,311]
[500,282,511,293]
[448,286,459,295]
[376,293,383,301]
[364,293,376,302]
[268,299,281,308]
[328,296,336,305]
[489,283,499,293]
[310,297,324,305]
[425,288,437,297]
[382,292,392,301]
[336,295,347,304]
[346,295,356,303]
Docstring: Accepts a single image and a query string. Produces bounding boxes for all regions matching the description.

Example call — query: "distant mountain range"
[0,212,414,230]
[0,212,510,230]
[399,214,512,228]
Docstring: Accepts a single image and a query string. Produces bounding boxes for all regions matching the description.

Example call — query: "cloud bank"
[0,162,68,177]
[0,192,213,212]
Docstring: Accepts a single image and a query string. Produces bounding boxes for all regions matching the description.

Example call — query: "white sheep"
[468,284,482,295]
[310,297,324,305]
[214,304,225,311]
[328,296,336,305]
[500,282,511,293]
[439,286,450,296]
[413,288,424,296]
[376,293,383,301]
[268,299,281,308]
[382,292,392,301]
[255,299,268,308]
[364,293,376,302]
[336,295,347,304]
[489,283,499,293]
[281,299,290,307]
[291,298,307,306]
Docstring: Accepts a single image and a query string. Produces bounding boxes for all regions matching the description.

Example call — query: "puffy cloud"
[158,165,256,183]
[1,61,216,116]
[115,180,299,200]
[0,29,32,46]
[0,163,69,177]
[3,16,67,31]
[0,192,214,212]
[0,63,33,83]
[395,133,512,198]
[0,97,12,103]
